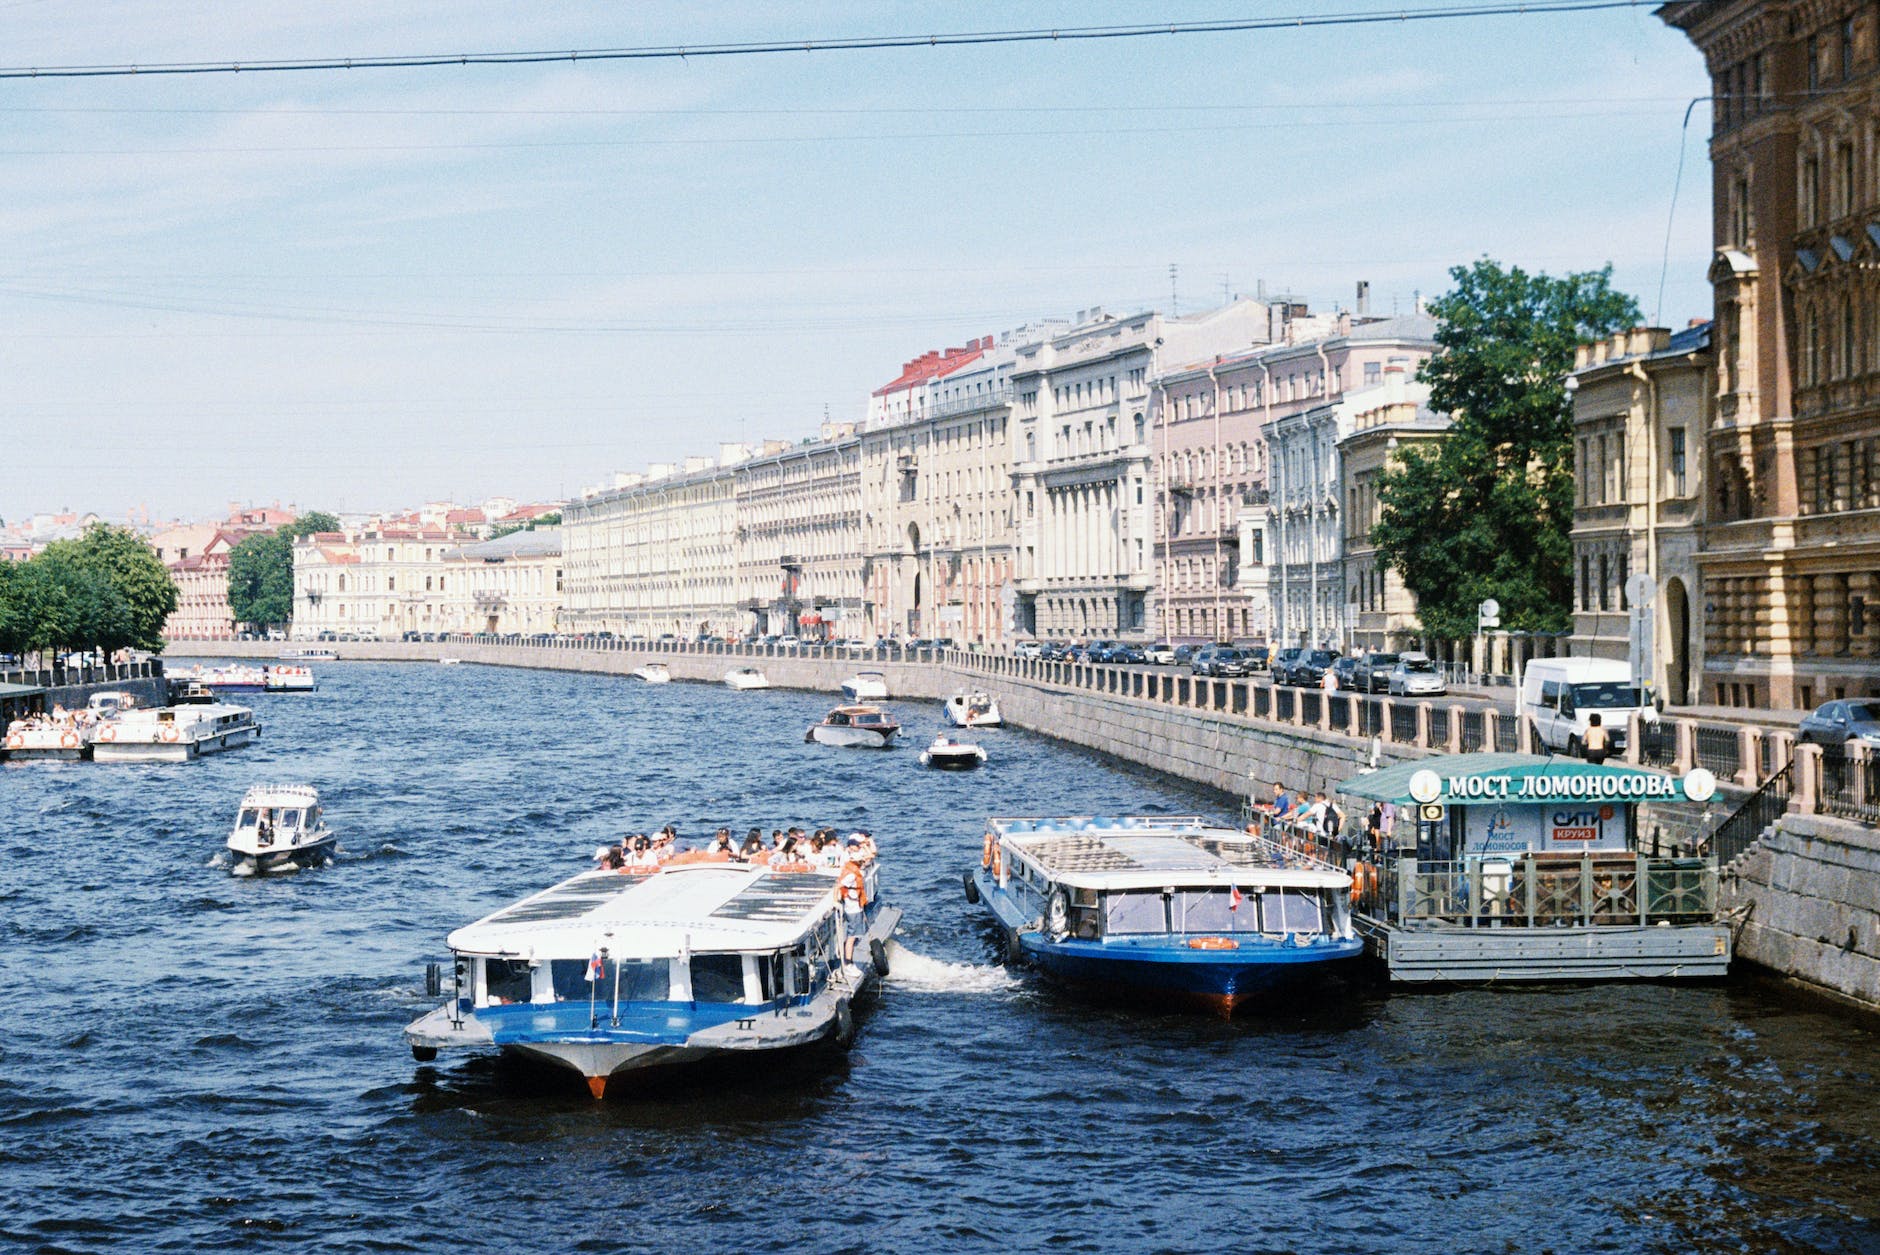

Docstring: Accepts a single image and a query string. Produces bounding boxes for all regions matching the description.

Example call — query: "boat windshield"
[1570,682,1644,710]
[854,712,885,726]
[1258,890,1324,934]
[689,953,747,1004]
[549,958,670,1002]
[277,808,302,828]
[1103,888,1325,935]
[236,808,259,830]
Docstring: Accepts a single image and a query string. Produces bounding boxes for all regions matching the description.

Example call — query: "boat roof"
[830,704,891,716]
[239,784,320,808]
[1335,753,1698,806]
[991,816,1346,890]
[850,670,886,679]
[446,864,841,959]
[122,702,252,720]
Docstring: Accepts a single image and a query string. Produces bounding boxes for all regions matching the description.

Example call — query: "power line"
[0,3,1647,81]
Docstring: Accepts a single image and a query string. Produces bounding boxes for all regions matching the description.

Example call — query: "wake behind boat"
[404,854,901,1098]
[968,816,1361,1014]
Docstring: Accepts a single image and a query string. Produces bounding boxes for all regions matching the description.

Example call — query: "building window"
[1836,143,1855,219]
[1802,154,1822,228]
[1842,17,1855,79]
[1364,361,1381,386]
[1669,427,1687,497]
[1730,175,1751,248]
[1809,33,1821,91]
[1598,554,1610,612]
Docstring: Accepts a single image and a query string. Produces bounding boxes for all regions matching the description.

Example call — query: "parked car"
[1387,652,1448,698]
[1110,642,1147,664]
[1191,645,1251,677]
[1014,640,1044,660]
[1171,643,1198,666]
[1039,640,1070,662]
[1144,642,1176,665]
[1331,657,1361,689]
[1797,700,1880,748]
[1269,647,1304,683]
[1239,644,1270,672]
[1287,649,1340,687]
[1353,652,1400,693]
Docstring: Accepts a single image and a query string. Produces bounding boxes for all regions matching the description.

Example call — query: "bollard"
[1736,726,1761,790]
[1447,704,1465,754]
[1675,719,1697,775]
[1414,702,1430,750]
[1792,742,1822,815]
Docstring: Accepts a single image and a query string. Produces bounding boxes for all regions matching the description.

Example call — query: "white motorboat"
[725,667,771,691]
[227,784,336,874]
[439,657,463,666]
[92,703,259,763]
[632,663,672,684]
[2,716,94,761]
[403,856,902,1098]
[805,704,900,748]
[280,648,338,661]
[264,665,316,692]
[944,690,1003,728]
[920,734,987,770]
[840,671,889,702]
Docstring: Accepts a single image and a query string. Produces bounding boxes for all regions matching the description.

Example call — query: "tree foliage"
[1372,259,1639,641]
[227,511,339,628]
[0,549,135,657]
[36,524,175,652]
[487,511,560,541]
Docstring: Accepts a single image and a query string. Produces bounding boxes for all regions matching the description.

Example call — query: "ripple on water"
[1,661,1876,1254]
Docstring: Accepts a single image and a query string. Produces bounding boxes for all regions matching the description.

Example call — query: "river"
[3,661,1876,1253]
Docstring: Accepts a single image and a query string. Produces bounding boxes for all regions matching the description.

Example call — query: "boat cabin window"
[1258,890,1324,935]
[1103,891,1168,935]
[854,712,884,726]
[236,808,259,830]
[483,958,533,1006]
[547,957,670,1002]
[1174,890,1236,934]
[277,808,302,828]
[689,953,748,1004]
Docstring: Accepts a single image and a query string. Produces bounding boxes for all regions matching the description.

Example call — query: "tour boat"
[226,784,336,874]
[805,704,900,748]
[920,735,986,770]
[967,816,1362,1013]
[944,691,1003,728]
[92,703,259,763]
[403,857,902,1098]
[725,667,771,691]
[840,671,889,702]
[179,664,268,692]
[632,663,672,684]
[264,665,316,692]
[279,648,338,662]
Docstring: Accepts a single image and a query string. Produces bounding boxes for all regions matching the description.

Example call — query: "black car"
[1191,645,1250,677]
[1353,652,1400,693]
[1240,644,1270,672]
[1288,649,1340,686]
[1110,643,1147,664]
[1172,643,1198,666]
[1270,647,1304,683]
[1039,641,1070,662]
[1331,657,1361,689]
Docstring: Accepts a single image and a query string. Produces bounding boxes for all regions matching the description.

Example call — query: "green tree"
[38,523,177,652]
[0,552,133,656]
[487,510,560,541]
[227,511,339,629]
[1372,259,1639,641]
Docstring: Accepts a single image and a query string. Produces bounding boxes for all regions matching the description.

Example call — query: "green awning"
[0,682,46,700]
[1337,752,1702,806]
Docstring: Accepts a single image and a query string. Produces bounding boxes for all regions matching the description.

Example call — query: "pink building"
[1152,310,1438,644]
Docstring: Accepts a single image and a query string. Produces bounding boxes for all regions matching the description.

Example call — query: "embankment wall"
[1725,815,1880,1013]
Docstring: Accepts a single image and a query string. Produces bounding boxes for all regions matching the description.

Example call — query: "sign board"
[1478,597,1501,630]
[1419,803,1446,823]
[1462,800,1628,855]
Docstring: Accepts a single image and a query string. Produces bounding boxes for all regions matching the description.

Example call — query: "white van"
[1520,657,1658,755]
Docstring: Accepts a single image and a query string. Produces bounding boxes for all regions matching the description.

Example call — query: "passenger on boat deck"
[709,828,735,857]
[848,832,878,863]
[653,832,677,862]
[736,834,765,863]
[836,852,868,962]
[1296,793,1328,832]
[818,837,845,870]
[778,835,801,863]
[604,845,627,871]
[630,836,659,868]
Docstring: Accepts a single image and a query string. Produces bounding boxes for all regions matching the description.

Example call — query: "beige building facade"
[443,529,564,636]
[1663,1,1880,706]
[561,468,739,639]
[736,434,864,639]
[291,528,459,639]
[1338,367,1451,653]
[153,524,240,639]
[1568,325,1713,705]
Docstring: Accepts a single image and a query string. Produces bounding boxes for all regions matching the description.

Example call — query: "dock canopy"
[1337,753,1712,807]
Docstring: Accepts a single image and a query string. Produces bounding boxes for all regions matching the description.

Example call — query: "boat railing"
[1376,853,1717,928]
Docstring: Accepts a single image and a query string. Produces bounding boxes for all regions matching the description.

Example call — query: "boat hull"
[921,747,984,770]
[807,724,898,748]
[975,868,1360,1013]
[94,725,257,763]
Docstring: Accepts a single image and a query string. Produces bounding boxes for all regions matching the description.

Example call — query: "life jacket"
[837,860,869,908]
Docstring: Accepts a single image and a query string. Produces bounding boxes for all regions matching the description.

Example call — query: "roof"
[992,817,1347,890]
[446,864,840,959]
[1335,753,1702,807]
[0,682,46,699]
[871,339,991,397]
[239,784,320,808]
[448,527,562,561]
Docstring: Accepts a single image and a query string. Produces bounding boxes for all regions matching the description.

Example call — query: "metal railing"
[0,660,164,689]
[1389,854,1717,927]
[1819,747,1880,825]
[1708,759,1792,866]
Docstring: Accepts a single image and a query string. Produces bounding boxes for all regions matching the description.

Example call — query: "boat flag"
[586,950,605,982]
[1229,884,1243,912]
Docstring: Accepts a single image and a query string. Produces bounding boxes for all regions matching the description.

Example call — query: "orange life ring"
[160,726,180,742]
[1349,861,1377,904]
[1188,937,1240,950]
[4,732,21,749]
[981,831,996,870]
[98,725,116,743]
[61,731,79,748]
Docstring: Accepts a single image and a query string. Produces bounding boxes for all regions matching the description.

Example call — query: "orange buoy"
[1188,937,1240,951]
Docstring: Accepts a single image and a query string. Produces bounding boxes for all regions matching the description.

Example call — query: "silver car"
[1387,653,1448,697]
[1797,700,1880,748]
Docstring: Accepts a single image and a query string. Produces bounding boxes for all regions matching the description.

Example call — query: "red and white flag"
[1229,885,1244,912]
[586,951,605,982]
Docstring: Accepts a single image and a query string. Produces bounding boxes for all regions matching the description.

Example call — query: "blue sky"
[0,2,1712,521]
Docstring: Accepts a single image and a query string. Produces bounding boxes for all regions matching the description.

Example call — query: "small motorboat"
[805,704,899,748]
[945,690,1003,728]
[841,671,889,702]
[439,657,463,666]
[632,663,672,684]
[227,783,336,874]
[920,734,986,770]
[170,677,217,704]
[725,667,771,691]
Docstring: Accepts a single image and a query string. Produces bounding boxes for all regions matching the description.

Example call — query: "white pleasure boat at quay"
[279,648,338,661]
[264,665,316,692]
[632,662,672,684]
[840,671,889,702]
[3,715,95,761]
[92,703,259,763]
[404,854,901,1098]
[227,784,336,874]
[805,705,900,748]
[920,734,986,770]
[944,690,1003,728]
[725,667,771,690]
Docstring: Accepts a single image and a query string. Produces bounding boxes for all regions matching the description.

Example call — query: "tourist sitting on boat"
[848,832,878,863]
[1296,792,1328,833]
[654,831,678,862]
[629,836,659,869]
[708,828,735,858]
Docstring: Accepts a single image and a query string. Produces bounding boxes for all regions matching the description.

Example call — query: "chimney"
[1356,280,1371,318]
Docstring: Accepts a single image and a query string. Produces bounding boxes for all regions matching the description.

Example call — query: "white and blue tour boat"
[227,784,336,874]
[968,815,1362,1013]
[404,855,901,1098]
